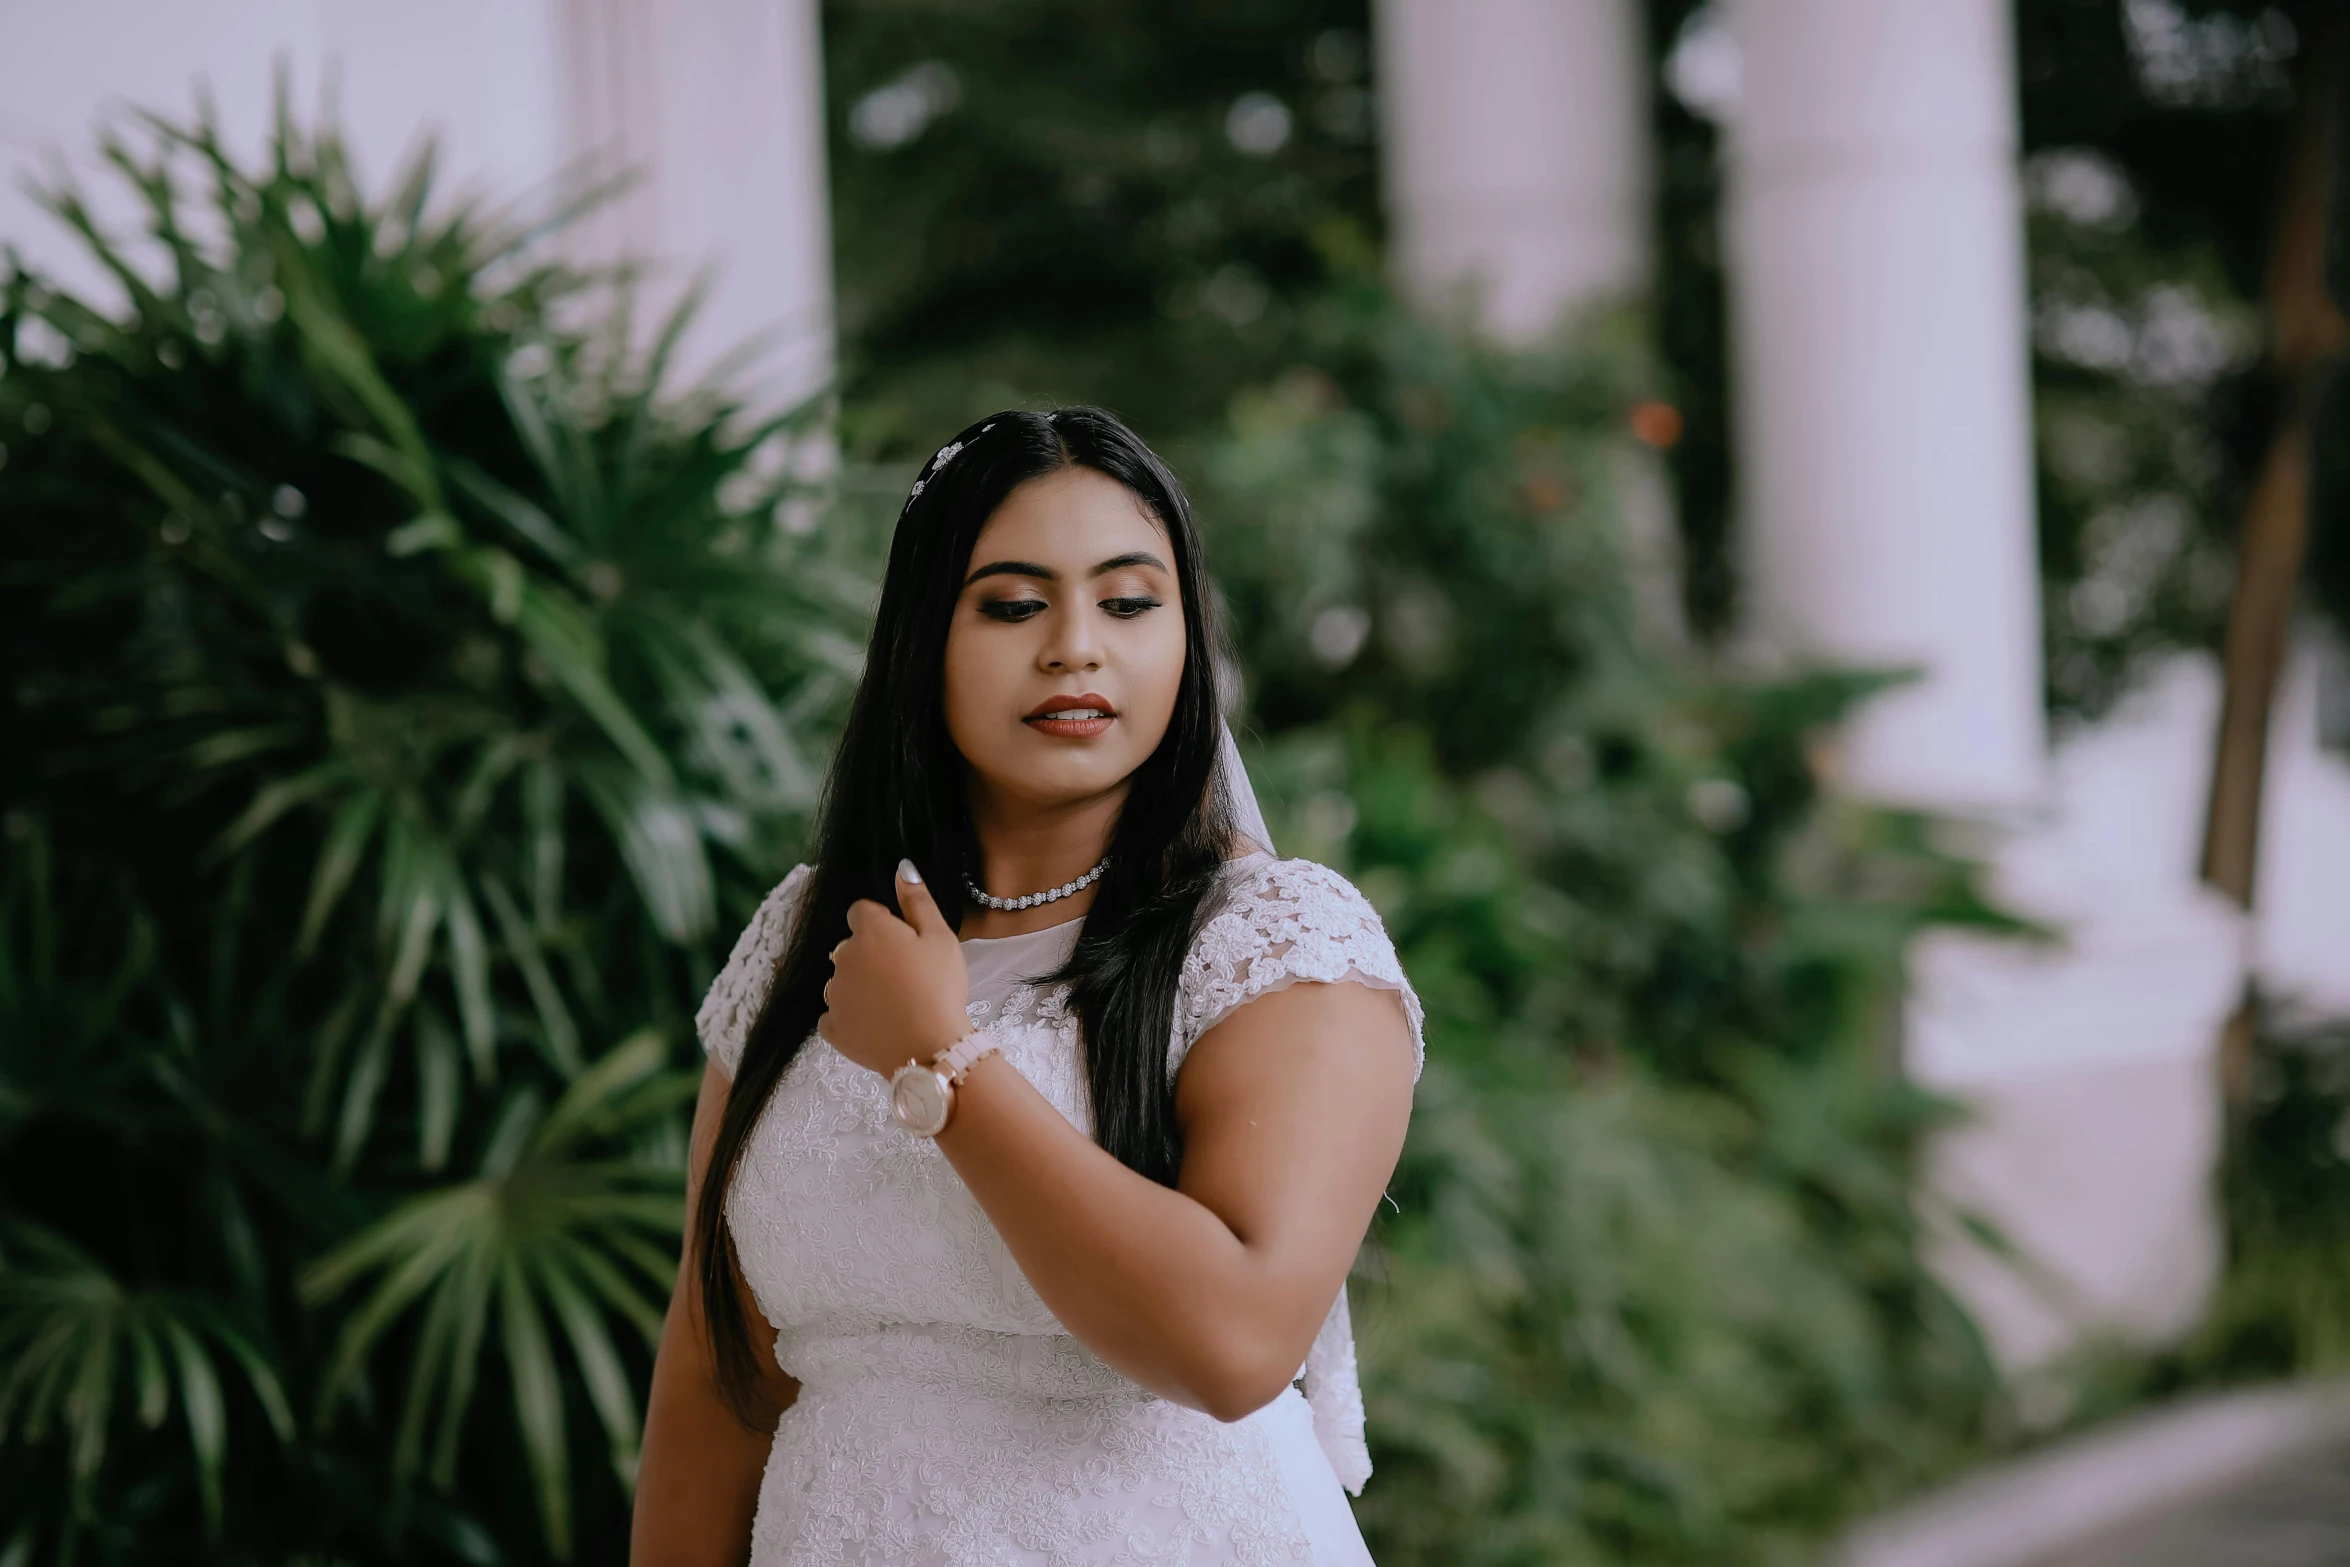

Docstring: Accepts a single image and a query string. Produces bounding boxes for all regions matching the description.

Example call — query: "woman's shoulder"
[695,863,815,1080]
[1202,852,1386,933]
[1172,854,1424,1079]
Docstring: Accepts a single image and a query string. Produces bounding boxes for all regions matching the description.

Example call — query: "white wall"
[1909,658,2243,1368]
[2255,632,2350,1018]
[0,2,565,309]
[0,0,831,406]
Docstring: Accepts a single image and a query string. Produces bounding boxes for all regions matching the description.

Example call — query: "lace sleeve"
[695,863,813,1080]
[1175,857,1421,1498]
[1171,857,1426,1084]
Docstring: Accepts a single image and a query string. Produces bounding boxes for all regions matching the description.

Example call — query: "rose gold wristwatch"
[888,1032,999,1138]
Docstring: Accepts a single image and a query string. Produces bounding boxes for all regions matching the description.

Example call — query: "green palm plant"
[0,1221,296,1537]
[0,98,854,1561]
[0,819,305,1557]
[302,1031,691,1557]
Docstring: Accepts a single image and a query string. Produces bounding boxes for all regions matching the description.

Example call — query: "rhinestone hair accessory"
[906,421,996,502]
[963,855,1109,912]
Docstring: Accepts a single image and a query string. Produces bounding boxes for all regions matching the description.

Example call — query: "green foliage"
[2002,0,2313,717]
[2304,55,2350,652]
[2019,184,2254,718]
[2191,1007,2350,1378]
[0,1216,296,1535]
[301,1033,690,1560]
[0,104,856,1561]
[1198,291,2014,1561]
[823,0,1379,449]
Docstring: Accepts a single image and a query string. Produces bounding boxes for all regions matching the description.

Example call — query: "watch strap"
[933,1030,999,1085]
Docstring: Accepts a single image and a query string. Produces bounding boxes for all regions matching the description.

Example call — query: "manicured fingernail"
[897,858,922,884]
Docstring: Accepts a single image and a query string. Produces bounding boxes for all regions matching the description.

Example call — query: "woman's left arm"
[820,866,1415,1421]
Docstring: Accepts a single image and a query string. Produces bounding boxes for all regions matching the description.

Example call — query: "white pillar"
[1723,0,2246,1373]
[1725,0,2045,813]
[1375,0,1651,344]
[557,0,836,409]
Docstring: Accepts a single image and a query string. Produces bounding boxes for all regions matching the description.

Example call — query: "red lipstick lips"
[1023,693,1117,739]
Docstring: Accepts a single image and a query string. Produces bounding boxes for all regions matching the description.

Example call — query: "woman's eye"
[979,599,1047,623]
[1100,596,1161,619]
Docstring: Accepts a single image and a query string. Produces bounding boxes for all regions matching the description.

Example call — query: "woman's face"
[942,467,1188,815]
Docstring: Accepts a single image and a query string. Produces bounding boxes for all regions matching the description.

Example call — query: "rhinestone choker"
[963,856,1109,912]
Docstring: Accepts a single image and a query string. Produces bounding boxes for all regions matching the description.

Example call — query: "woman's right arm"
[630,1062,799,1567]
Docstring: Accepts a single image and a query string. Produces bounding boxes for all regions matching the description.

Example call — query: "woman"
[632,408,1422,1566]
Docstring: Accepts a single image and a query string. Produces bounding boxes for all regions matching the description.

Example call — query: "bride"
[631,407,1423,1566]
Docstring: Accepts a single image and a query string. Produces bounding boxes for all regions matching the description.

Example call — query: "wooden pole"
[2201,9,2345,1096]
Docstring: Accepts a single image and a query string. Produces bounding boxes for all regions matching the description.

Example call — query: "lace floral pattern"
[697,857,1422,1564]
[1173,861,1426,1083]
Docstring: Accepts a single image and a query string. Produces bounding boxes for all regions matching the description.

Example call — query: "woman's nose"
[1041,603,1103,672]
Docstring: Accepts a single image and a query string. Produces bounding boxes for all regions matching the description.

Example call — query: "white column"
[1723,0,2246,1372]
[1375,0,1651,344]
[557,0,835,410]
[1725,0,2045,813]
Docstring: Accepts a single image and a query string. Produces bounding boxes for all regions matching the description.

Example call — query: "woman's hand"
[818,860,971,1075]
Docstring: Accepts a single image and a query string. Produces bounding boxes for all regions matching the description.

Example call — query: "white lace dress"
[695,853,1425,1566]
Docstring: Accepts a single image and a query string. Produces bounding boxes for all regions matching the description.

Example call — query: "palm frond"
[0,1222,292,1534]
[301,1032,687,1557]
[573,762,716,945]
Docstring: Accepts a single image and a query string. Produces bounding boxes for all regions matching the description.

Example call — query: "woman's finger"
[895,859,943,937]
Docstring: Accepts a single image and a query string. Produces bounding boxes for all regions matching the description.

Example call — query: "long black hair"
[694,406,1241,1416]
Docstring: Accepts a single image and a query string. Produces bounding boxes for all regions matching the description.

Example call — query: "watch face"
[891,1066,951,1137]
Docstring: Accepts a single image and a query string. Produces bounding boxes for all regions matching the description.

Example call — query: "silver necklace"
[964,856,1109,912]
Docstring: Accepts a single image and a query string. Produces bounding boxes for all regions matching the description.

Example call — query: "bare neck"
[960,783,1124,938]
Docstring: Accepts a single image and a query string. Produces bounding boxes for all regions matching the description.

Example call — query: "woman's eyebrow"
[962,551,1168,588]
[964,559,1056,586]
